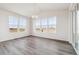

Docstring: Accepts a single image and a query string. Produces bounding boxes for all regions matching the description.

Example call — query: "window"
[19,17,27,32]
[41,18,48,32]
[35,18,41,32]
[72,4,79,53]
[76,5,79,50]
[9,16,18,32]
[9,16,27,32]
[77,11,79,34]
[48,17,56,33]
[34,16,56,33]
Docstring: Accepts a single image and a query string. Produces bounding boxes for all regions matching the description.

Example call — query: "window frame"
[9,16,18,32]
[9,16,27,33]
[34,16,56,33]
[19,17,27,32]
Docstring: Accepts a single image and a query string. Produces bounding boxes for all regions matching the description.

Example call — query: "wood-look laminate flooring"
[0,36,76,55]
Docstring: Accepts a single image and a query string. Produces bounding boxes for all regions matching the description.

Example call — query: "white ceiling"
[0,3,70,16]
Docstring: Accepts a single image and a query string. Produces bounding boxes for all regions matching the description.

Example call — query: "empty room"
[0,3,79,55]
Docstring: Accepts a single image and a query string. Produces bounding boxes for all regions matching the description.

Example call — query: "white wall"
[32,10,69,41]
[67,11,73,44]
[0,8,30,42]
